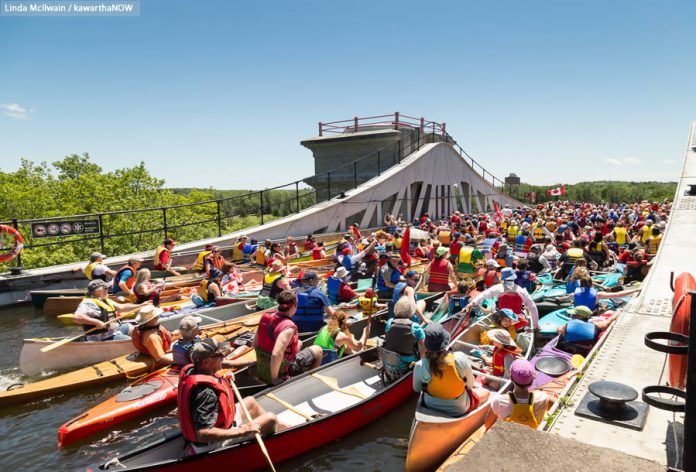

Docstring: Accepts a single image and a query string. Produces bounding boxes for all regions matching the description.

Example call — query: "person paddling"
[131,305,174,366]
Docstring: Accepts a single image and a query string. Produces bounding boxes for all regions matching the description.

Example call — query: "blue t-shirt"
[112,267,134,293]
[307,287,330,307]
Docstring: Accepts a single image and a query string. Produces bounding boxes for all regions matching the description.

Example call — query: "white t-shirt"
[489,390,548,423]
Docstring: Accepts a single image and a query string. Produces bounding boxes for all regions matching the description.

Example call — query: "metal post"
[216,200,222,237]
[162,209,168,239]
[447,185,451,216]
[327,173,331,200]
[394,111,399,130]
[259,191,264,225]
[435,185,439,219]
[353,161,358,189]
[12,218,22,269]
[318,122,323,137]
[295,181,300,212]
[377,151,381,176]
[398,140,402,164]
[417,129,421,149]
[354,116,358,133]
[684,288,696,471]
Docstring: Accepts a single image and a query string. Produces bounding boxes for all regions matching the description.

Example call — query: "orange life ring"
[669,272,694,390]
[0,225,24,263]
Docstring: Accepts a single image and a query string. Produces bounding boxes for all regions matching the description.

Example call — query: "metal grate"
[676,197,696,210]
[626,296,673,317]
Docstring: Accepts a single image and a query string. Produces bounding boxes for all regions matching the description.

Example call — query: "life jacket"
[326,276,342,305]
[314,326,346,359]
[505,392,539,428]
[428,258,450,287]
[312,247,323,260]
[495,253,510,268]
[295,288,325,332]
[484,269,499,288]
[255,247,268,266]
[177,366,235,443]
[564,319,597,343]
[438,231,451,245]
[641,225,651,244]
[415,246,430,259]
[172,337,200,367]
[427,352,466,400]
[154,245,170,271]
[359,296,379,315]
[450,240,461,256]
[647,235,662,255]
[383,318,417,356]
[449,294,469,315]
[197,279,211,302]
[563,247,584,267]
[342,254,353,273]
[241,244,255,263]
[194,251,212,271]
[112,265,136,292]
[492,346,518,376]
[481,238,498,255]
[131,324,172,356]
[256,311,299,362]
[458,247,474,266]
[507,226,518,242]
[84,262,107,281]
[498,289,523,314]
[259,272,284,299]
[286,242,298,255]
[80,297,117,334]
[231,244,244,262]
[515,234,529,254]
[573,287,598,311]
[588,242,604,254]
[533,226,545,242]
[205,255,225,272]
[614,227,628,245]
[377,264,398,293]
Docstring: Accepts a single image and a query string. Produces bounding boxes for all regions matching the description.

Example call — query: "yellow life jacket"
[394,237,403,250]
[499,221,508,232]
[505,392,540,429]
[641,225,651,244]
[154,245,169,269]
[438,231,451,245]
[84,297,117,315]
[458,246,475,265]
[194,251,212,271]
[533,226,544,241]
[566,247,584,266]
[255,247,267,266]
[614,227,627,245]
[427,352,466,400]
[198,279,210,302]
[647,235,662,255]
[545,221,557,232]
[507,226,518,242]
[358,296,378,315]
[84,262,98,280]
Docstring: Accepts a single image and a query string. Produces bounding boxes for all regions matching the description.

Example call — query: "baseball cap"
[87,279,108,293]
[191,338,227,363]
[163,238,176,246]
[208,268,222,279]
[436,246,449,257]
[364,288,376,298]
[567,306,593,319]
[510,359,535,386]
[302,270,319,281]
[128,257,143,265]
[89,252,107,262]
[342,247,353,255]
[486,259,500,268]
[179,315,203,332]
[424,323,450,352]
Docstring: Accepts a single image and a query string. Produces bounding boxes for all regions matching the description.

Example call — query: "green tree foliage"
[0,155,316,270]
[508,181,677,204]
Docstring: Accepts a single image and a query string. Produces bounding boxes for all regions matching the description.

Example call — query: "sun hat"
[566,306,593,319]
[135,305,163,326]
[334,267,349,279]
[424,323,450,352]
[179,315,203,332]
[436,246,449,257]
[87,279,108,293]
[494,308,519,323]
[510,359,535,386]
[501,267,516,281]
[191,338,227,363]
[89,252,107,262]
[487,328,517,347]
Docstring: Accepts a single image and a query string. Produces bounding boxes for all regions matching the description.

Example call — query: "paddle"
[40,308,141,353]
[229,381,277,472]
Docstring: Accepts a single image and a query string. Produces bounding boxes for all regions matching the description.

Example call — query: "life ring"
[669,272,694,390]
[0,225,24,263]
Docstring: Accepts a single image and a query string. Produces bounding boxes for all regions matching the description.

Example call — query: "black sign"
[31,220,100,238]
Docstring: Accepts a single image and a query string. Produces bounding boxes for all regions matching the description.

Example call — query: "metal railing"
[1,112,510,269]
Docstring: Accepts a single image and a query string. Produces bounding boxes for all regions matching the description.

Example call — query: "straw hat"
[487,328,516,347]
[135,305,163,326]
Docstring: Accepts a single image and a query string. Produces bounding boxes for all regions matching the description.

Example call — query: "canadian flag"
[546,185,565,197]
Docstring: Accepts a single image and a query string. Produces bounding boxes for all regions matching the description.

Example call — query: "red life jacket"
[312,247,323,260]
[256,311,299,363]
[484,270,498,288]
[131,325,172,356]
[114,265,136,290]
[492,346,518,376]
[177,365,235,443]
[498,290,523,314]
[428,258,450,286]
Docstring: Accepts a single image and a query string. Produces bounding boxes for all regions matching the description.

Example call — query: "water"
[0,304,416,471]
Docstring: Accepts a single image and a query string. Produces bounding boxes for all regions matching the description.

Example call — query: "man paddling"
[177,338,279,455]
[73,280,148,341]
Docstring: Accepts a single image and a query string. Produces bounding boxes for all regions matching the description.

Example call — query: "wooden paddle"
[230,381,277,472]
[40,308,141,353]
[311,373,369,399]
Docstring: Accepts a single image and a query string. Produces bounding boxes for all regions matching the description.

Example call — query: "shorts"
[287,347,317,376]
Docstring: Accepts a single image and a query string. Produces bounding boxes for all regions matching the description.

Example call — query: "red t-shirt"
[339,283,357,302]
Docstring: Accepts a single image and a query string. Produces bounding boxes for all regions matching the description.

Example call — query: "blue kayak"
[538,307,573,337]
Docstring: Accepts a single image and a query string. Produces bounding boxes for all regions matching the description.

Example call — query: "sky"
[1,0,695,189]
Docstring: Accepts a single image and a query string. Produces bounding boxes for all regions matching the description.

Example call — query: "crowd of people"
[71,198,669,451]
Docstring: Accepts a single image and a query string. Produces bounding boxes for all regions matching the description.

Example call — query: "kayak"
[405,311,535,472]
[0,316,262,409]
[30,287,88,309]
[20,298,260,376]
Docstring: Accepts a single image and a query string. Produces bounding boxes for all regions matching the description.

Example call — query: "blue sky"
[1,0,694,189]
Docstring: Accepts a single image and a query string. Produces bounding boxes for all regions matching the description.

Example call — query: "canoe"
[0,316,262,409]
[45,289,191,319]
[20,299,259,376]
[94,295,457,471]
[56,293,401,448]
[30,287,87,308]
[405,311,535,472]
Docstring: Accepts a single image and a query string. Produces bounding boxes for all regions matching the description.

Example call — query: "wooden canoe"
[30,287,88,308]
[405,312,535,472]
[0,315,263,409]
[20,298,260,376]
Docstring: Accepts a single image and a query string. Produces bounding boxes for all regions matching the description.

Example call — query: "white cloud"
[1,103,33,120]
[603,157,642,166]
